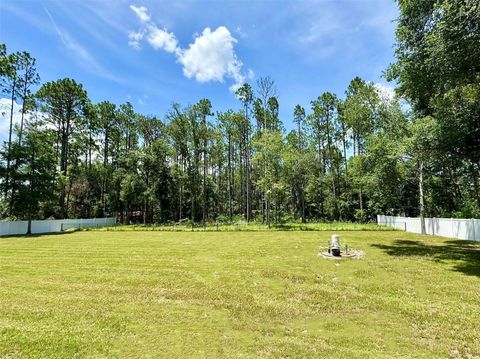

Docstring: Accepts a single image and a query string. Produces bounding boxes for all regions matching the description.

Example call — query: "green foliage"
[1,25,479,223]
[433,81,480,162]
[386,0,480,218]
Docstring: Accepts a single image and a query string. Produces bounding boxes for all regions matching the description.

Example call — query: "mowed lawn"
[1,231,479,358]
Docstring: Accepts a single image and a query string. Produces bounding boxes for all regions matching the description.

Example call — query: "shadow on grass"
[371,239,480,277]
[270,224,317,231]
[270,223,395,231]
[0,231,78,239]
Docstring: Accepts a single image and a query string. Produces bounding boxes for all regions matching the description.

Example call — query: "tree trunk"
[358,135,363,214]
[246,129,251,222]
[217,163,222,219]
[228,134,233,220]
[27,143,35,235]
[419,159,426,235]
[325,112,338,218]
[144,174,149,224]
[143,197,147,225]
[239,141,244,218]
[267,198,270,228]
[18,70,29,146]
[202,124,207,226]
[10,78,32,216]
[471,162,480,207]
[318,135,325,218]
[26,220,32,235]
[341,122,348,174]
[5,78,16,200]
[102,129,109,216]
[301,183,306,223]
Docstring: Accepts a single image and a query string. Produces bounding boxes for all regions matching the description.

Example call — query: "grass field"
[1,231,479,358]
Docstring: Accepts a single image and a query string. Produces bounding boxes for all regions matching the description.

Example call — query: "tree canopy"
[1,3,479,223]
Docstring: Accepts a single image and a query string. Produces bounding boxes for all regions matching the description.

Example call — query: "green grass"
[1,231,479,358]
[86,221,395,232]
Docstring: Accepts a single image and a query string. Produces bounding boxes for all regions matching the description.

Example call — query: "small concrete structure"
[319,234,362,259]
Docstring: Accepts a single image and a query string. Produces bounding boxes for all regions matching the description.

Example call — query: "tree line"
[0,0,478,225]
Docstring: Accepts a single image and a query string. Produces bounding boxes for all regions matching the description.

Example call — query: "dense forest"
[0,0,479,225]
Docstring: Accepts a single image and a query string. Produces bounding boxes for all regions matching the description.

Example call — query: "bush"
[354,209,368,223]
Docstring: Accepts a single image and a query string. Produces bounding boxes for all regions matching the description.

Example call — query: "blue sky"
[0,0,398,132]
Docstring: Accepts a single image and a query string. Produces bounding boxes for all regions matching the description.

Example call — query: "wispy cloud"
[135,94,148,106]
[289,1,396,60]
[128,4,178,53]
[74,1,129,34]
[235,26,247,39]
[1,1,51,36]
[44,7,122,83]
[128,30,145,49]
[45,8,92,62]
[43,0,125,53]
[130,5,150,23]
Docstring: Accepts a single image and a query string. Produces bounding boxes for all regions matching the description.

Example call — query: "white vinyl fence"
[0,217,116,236]
[377,215,480,241]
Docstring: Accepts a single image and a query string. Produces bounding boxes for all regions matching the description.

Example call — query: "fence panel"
[0,217,116,236]
[377,215,479,241]
[0,221,28,236]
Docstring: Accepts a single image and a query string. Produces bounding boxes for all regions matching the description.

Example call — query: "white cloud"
[374,83,396,102]
[146,24,178,53]
[129,5,150,23]
[0,99,48,144]
[128,5,178,53]
[177,27,244,88]
[128,30,144,49]
[0,99,20,144]
[128,5,248,91]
